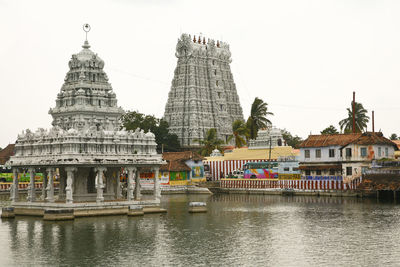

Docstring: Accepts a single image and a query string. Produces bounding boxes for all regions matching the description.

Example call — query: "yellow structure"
[206,146,298,161]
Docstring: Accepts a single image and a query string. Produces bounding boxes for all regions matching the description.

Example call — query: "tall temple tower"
[163,34,244,147]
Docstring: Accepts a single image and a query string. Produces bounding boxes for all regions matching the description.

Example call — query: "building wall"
[299,144,395,182]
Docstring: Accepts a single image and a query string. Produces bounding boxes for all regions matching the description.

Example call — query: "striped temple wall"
[0,182,57,191]
[220,177,362,190]
[204,159,275,180]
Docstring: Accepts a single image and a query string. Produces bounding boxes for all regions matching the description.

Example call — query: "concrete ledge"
[189,202,207,213]
[189,206,207,213]
[1,207,15,218]
[74,207,128,217]
[14,207,44,216]
[128,205,144,216]
[143,206,167,214]
[44,209,74,221]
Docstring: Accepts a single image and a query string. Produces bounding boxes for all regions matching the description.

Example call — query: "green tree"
[390,133,398,140]
[321,125,339,135]
[227,120,249,148]
[246,97,273,139]
[282,129,303,149]
[120,111,181,152]
[339,102,370,133]
[195,128,225,156]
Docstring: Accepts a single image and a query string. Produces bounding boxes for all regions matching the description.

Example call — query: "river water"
[0,193,399,266]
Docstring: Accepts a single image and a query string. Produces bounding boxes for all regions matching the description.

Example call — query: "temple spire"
[82,23,91,49]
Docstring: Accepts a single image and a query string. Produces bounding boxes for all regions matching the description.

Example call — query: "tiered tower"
[49,40,123,131]
[163,34,244,147]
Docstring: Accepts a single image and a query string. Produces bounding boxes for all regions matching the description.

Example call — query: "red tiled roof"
[0,144,15,165]
[160,151,204,172]
[299,132,397,149]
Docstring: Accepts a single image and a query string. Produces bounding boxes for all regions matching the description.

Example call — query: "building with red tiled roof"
[0,144,15,166]
[299,132,397,183]
[160,151,206,185]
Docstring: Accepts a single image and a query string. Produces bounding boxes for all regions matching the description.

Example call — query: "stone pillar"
[10,168,19,203]
[134,169,141,200]
[95,167,106,203]
[41,169,48,201]
[65,167,77,204]
[45,168,55,203]
[153,166,161,200]
[58,169,66,200]
[126,167,136,201]
[27,168,36,202]
[116,170,122,199]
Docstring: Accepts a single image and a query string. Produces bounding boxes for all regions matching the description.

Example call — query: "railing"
[0,182,59,191]
[220,177,361,190]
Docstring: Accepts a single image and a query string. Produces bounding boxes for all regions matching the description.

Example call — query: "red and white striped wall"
[204,159,276,180]
[220,177,363,191]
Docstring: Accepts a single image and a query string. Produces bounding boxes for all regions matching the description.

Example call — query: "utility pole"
[372,111,375,133]
[352,91,356,133]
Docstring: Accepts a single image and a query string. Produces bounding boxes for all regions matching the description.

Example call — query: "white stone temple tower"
[49,40,123,131]
[163,34,244,147]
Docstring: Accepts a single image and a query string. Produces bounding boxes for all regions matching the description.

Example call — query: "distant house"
[299,132,397,183]
[0,144,15,167]
[161,151,205,185]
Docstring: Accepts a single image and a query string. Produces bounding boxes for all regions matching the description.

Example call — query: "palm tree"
[195,128,225,156]
[227,120,249,148]
[247,97,274,139]
[339,101,369,133]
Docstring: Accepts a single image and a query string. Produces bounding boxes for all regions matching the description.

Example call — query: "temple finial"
[82,24,91,49]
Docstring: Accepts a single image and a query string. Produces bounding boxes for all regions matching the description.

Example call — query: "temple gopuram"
[163,34,244,147]
[5,27,164,219]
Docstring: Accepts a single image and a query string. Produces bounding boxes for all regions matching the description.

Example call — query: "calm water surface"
[1,193,400,266]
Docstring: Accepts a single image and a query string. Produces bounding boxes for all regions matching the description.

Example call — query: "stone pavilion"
[7,33,164,216]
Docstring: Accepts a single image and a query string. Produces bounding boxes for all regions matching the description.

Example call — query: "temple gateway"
[163,34,244,147]
[7,34,164,215]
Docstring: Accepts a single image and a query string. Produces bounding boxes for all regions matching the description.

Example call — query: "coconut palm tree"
[227,120,250,148]
[247,97,274,139]
[195,128,225,156]
[339,101,370,133]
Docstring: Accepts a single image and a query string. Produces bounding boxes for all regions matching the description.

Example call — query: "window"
[305,170,311,175]
[316,149,321,158]
[305,150,310,158]
[340,150,343,157]
[346,167,352,176]
[378,147,382,157]
[284,167,289,171]
[293,167,299,172]
[316,170,322,175]
[216,80,219,86]
[214,69,217,75]
[329,149,335,158]
[360,147,367,157]
[346,148,352,157]
[329,169,335,175]
[361,166,368,174]
[385,147,389,157]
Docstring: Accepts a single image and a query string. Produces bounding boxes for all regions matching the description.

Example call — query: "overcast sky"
[1,0,400,148]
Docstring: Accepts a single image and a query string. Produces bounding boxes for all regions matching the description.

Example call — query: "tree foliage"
[339,102,370,133]
[247,97,273,139]
[390,133,399,140]
[195,128,225,156]
[120,111,181,152]
[281,129,303,149]
[321,125,339,135]
[228,120,249,148]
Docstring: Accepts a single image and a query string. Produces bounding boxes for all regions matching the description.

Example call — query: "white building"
[299,132,397,183]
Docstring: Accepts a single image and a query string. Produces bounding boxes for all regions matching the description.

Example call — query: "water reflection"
[1,194,400,266]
